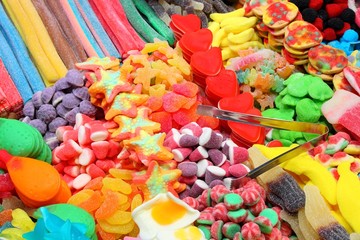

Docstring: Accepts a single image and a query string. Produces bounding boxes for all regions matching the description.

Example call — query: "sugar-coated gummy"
[62,93,81,109]
[36,104,57,124]
[79,100,97,116]
[48,117,68,133]
[52,91,66,106]
[66,69,84,87]
[65,107,80,125]
[32,91,43,108]
[28,119,47,135]
[56,103,70,119]
[23,101,35,119]
[41,86,56,104]
[54,77,71,91]
[72,87,90,100]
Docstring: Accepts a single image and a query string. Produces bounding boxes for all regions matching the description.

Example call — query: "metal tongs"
[196,105,329,181]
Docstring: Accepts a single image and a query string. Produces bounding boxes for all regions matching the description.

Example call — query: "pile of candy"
[0,0,360,240]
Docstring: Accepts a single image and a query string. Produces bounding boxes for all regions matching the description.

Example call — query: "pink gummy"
[86,163,106,178]
[72,173,92,190]
[78,148,96,166]
[180,122,203,137]
[229,163,250,178]
[189,146,209,162]
[91,141,110,159]
[241,187,261,206]
[172,147,192,162]
[182,196,199,209]
[241,222,262,240]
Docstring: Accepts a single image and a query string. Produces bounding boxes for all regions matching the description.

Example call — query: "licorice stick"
[92,0,144,54]
[44,0,87,62]
[2,0,62,85]
[0,3,44,93]
[133,0,175,45]
[0,31,33,102]
[75,0,120,58]
[31,0,80,69]
[58,0,102,57]
[88,0,124,55]
[118,0,168,43]
[19,0,68,80]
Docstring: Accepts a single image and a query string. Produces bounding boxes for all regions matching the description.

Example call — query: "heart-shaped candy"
[190,47,222,76]
[171,14,201,34]
[206,69,239,103]
[179,29,213,54]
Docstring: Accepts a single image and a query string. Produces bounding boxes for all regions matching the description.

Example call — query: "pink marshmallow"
[197,159,213,178]
[229,163,250,178]
[205,166,226,185]
[172,147,192,162]
[180,122,203,137]
[78,148,95,166]
[199,127,223,149]
[91,141,110,159]
[72,173,92,190]
[189,146,209,162]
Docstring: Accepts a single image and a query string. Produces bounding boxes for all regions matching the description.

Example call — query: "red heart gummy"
[179,29,213,54]
[205,69,239,103]
[171,14,201,34]
[190,47,222,76]
[218,92,253,112]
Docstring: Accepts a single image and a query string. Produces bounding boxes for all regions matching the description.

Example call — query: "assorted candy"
[1,0,360,240]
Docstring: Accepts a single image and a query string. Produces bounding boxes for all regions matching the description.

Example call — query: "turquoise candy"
[33,204,96,239]
[295,98,321,123]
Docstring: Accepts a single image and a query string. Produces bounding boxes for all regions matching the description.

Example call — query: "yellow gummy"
[227,28,255,45]
[337,161,360,232]
[1,228,25,239]
[98,219,135,234]
[221,47,237,61]
[11,208,35,232]
[105,210,132,225]
[102,177,132,195]
[207,21,220,35]
[109,168,135,181]
[67,189,94,205]
[222,17,258,34]
[2,0,66,85]
[212,28,226,47]
[229,41,264,52]
[220,37,230,47]
[141,41,169,55]
[131,193,143,211]
[220,17,250,28]
[210,7,245,22]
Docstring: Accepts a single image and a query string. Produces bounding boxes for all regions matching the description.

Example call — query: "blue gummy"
[0,30,33,102]
[341,29,359,43]
[0,3,45,93]
[67,0,104,57]
[23,218,45,240]
[75,0,120,58]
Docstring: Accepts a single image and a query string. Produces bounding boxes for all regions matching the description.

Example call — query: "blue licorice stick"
[0,3,44,93]
[0,30,33,102]
[75,0,120,58]
[118,0,167,43]
[132,0,175,45]
[67,0,105,57]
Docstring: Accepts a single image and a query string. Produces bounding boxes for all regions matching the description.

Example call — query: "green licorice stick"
[118,0,167,44]
[132,0,175,45]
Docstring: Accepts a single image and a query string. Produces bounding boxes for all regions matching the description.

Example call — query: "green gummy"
[279,87,288,96]
[279,130,303,142]
[308,80,334,101]
[296,138,306,145]
[283,72,305,86]
[279,138,293,147]
[196,218,214,225]
[197,225,211,240]
[262,108,294,121]
[271,129,281,140]
[281,94,302,107]
[259,208,279,226]
[303,132,320,141]
[286,78,311,98]
[0,205,4,212]
[296,98,321,122]
[227,208,247,222]
[0,169,5,174]
[275,95,286,109]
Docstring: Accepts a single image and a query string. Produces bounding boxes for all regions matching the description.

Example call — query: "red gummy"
[206,69,239,104]
[191,48,223,76]
[162,92,189,113]
[170,14,201,34]
[150,111,173,133]
[172,81,199,98]
[0,173,15,192]
[179,28,213,54]
[172,102,200,126]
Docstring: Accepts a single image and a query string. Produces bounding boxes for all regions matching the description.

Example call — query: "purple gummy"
[28,119,47,135]
[199,127,223,149]
[208,149,226,166]
[179,187,191,199]
[44,131,60,150]
[21,116,31,123]
[189,179,209,198]
[36,104,57,124]
[62,93,81,109]
[197,159,213,178]
[79,100,97,117]
[179,134,199,147]
[23,101,35,119]
[54,77,71,91]
[205,166,226,186]
[222,139,236,157]
[178,162,198,177]
[56,103,70,118]
[209,179,225,188]
[48,117,68,132]
[41,86,56,104]
[72,87,90,100]
[65,107,80,125]
[32,91,43,108]
[52,91,66,106]
[66,69,84,87]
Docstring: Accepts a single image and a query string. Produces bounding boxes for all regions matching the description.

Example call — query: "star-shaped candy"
[105,91,149,120]
[75,57,120,71]
[133,65,159,94]
[88,69,133,105]
[123,130,174,166]
[111,107,161,141]
[132,160,181,200]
